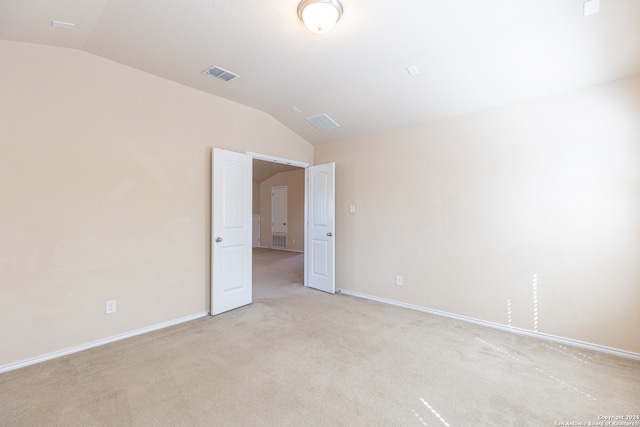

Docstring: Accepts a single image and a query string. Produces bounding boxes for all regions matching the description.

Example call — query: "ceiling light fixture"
[297,0,343,34]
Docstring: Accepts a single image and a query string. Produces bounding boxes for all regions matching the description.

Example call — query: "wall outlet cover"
[106,300,117,314]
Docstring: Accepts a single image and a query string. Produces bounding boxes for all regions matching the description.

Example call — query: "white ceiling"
[1,0,639,145]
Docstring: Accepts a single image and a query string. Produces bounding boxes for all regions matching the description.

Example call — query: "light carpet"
[1,248,639,426]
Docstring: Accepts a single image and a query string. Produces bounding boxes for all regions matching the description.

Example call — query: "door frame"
[252,214,261,248]
[247,151,310,169]
[211,149,332,315]
[247,151,314,288]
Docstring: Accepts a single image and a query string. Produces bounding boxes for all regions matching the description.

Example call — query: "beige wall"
[315,74,640,354]
[258,170,305,252]
[2,38,638,367]
[0,40,313,367]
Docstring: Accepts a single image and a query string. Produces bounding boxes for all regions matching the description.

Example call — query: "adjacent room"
[1,0,639,425]
[252,158,306,298]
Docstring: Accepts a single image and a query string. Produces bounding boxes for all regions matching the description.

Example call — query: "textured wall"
[0,41,313,366]
[316,74,640,354]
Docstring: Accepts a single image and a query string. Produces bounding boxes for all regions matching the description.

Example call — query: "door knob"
[327,232,333,237]
[215,237,222,242]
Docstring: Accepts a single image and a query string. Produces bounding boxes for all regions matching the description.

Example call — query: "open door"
[211,148,253,315]
[305,163,335,293]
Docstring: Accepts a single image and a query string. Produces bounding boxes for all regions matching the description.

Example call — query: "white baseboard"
[337,289,640,361]
[0,311,209,374]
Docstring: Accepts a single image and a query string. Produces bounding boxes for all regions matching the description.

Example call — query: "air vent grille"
[272,234,287,249]
[203,65,239,82]
[306,113,340,131]
[51,20,75,30]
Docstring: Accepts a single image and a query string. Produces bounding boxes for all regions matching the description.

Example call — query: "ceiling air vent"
[203,65,239,82]
[306,113,340,131]
[51,20,75,30]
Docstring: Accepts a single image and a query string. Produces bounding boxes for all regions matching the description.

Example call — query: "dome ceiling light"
[297,0,344,34]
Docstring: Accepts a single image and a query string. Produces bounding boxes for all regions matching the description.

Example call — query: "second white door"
[305,163,335,294]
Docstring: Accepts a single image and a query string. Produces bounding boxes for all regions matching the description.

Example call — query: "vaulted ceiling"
[1,0,639,145]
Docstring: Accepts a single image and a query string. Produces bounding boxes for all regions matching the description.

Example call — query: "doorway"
[252,159,304,292]
[252,247,305,301]
[211,148,335,315]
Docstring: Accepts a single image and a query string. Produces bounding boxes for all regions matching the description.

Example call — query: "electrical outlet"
[106,300,117,314]
[395,275,403,286]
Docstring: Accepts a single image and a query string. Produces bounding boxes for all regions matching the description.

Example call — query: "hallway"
[253,248,304,300]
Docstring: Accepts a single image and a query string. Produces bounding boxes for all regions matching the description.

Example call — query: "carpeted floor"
[1,248,639,426]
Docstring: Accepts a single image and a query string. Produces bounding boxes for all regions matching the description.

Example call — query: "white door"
[271,186,288,234]
[305,163,335,293]
[211,148,252,315]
